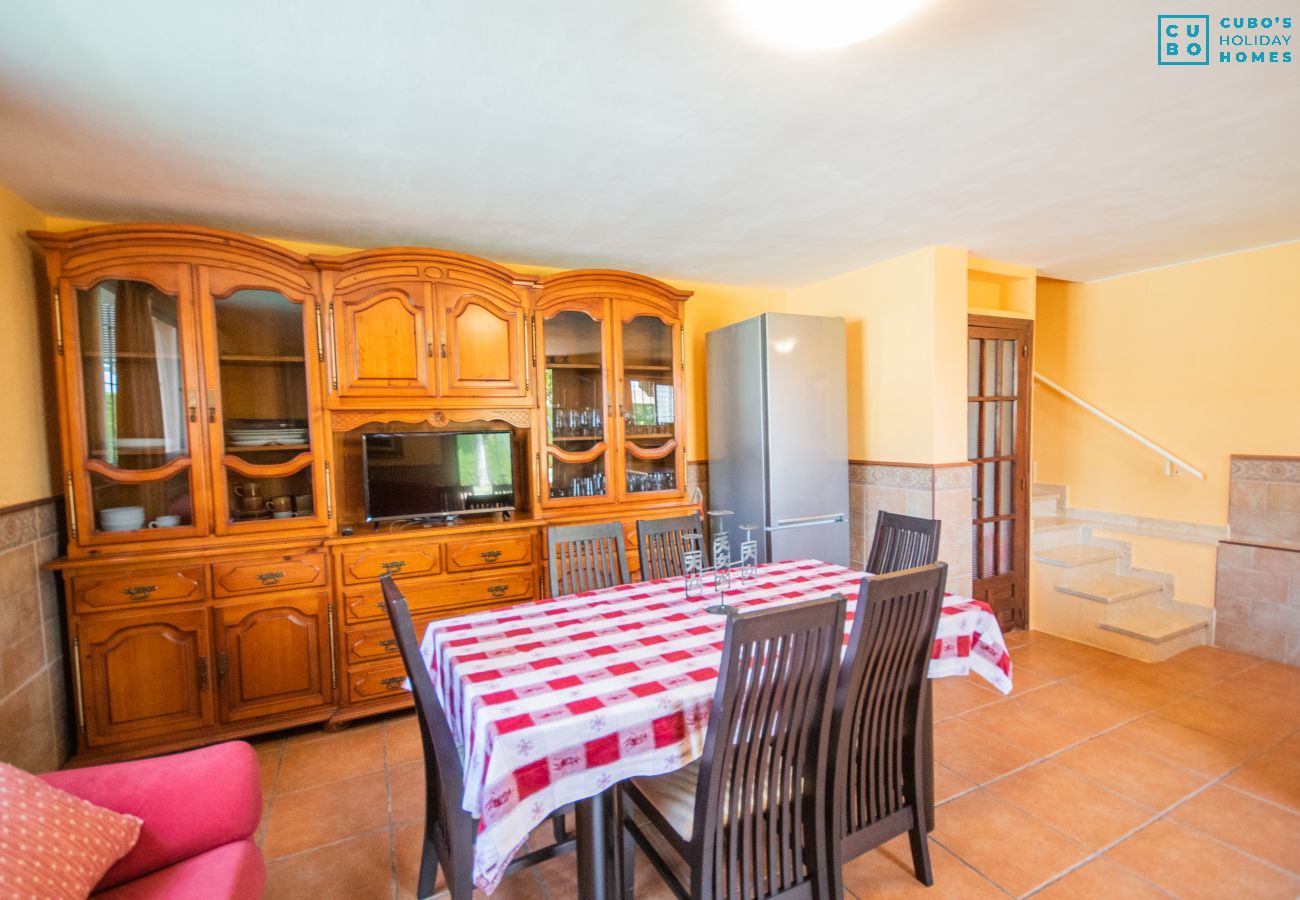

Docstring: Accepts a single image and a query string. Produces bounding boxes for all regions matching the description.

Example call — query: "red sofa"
[40,741,265,898]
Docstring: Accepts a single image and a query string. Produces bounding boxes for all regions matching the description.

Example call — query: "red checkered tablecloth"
[416,559,1013,893]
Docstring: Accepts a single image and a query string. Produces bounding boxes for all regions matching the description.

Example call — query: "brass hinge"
[72,636,86,736]
[65,472,78,540]
[327,603,338,692]
[440,332,448,359]
[427,332,435,358]
[324,460,335,520]
[188,390,198,424]
[197,655,209,692]
[207,389,217,424]
[1021,344,1029,358]
[314,300,325,362]
[53,287,64,356]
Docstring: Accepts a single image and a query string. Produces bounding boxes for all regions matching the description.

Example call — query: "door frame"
[968,314,1033,630]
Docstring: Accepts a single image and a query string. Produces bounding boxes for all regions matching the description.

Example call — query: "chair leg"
[553,811,568,842]
[618,798,636,900]
[416,824,441,899]
[907,736,934,886]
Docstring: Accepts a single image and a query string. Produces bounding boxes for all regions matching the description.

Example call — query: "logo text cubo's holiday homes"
[1158,15,1292,66]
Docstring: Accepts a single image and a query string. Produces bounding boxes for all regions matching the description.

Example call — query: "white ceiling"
[0,1,1296,286]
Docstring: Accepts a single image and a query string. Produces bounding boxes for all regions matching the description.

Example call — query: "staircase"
[1030,484,1212,662]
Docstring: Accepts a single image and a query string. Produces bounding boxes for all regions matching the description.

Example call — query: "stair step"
[1099,609,1208,644]
[1058,575,1162,604]
[1034,544,1120,567]
[1033,516,1078,531]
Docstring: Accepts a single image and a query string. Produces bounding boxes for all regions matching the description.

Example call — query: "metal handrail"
[1033,372,1205,480]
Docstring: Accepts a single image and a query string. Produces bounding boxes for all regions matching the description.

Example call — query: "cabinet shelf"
[625,433,675,440]
[218,355,304,364]
[550,435,606,444]
[226,443,311,452]
[547,363,603,371]
[623,364,672,372]
[83,352,180,362]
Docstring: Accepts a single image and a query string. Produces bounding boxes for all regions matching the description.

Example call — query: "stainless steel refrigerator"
[706,313,850,567]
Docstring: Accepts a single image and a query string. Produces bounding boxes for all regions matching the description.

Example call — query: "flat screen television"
[362,431,515,522]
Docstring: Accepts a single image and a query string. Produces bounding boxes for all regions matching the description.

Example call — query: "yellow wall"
[1034,241,1300,526]
[0,187,53,506]
[787,245,968,464]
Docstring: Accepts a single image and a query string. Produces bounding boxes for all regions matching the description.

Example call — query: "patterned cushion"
[0,762,142,899]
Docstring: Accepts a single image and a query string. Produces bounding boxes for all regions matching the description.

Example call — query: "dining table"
[416,558,1014,898]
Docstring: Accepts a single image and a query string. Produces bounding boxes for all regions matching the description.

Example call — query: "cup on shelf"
[266,495,293,514]
[239,495,264,513]
[148,515,182,528]
[234,482,262,499]
[293,494,314,515]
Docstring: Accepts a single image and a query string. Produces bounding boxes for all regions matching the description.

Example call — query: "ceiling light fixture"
[726,0,929,51]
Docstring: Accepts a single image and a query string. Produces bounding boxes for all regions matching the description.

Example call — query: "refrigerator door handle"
[766,513,847,531]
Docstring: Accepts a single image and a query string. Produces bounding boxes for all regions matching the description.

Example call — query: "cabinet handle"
[65,472,78,541]
[53,286,64,356]
[188,390,198,423]
[121,584,158,600]
[486,584,509,597]
[427,332,435,358]
[329,301,339,391]
[479,549,502,562]
[440,332,448,359]
[381,676,405,690]
[380,560,407,574]
[522,315,531,392]
[197,656,209,692]
[324,461,334,520]
[207,390,217,424]
[680,324,685,371]
[72,636,86,736]
[327,603,338,693]
[314,300,325,362]
[255,571,285,585]
[530,314,538,367]
[216,652,229,686]
[378,638,397,651]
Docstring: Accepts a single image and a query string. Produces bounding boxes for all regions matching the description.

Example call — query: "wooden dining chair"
[636,513,705,581]
[618,595,846,900]
[380,575,576,900]
[826,563,948,892]
[547,522,630,596]
[865,511,942,574]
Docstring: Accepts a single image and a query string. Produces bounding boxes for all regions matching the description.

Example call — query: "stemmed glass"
[739,523,758,584]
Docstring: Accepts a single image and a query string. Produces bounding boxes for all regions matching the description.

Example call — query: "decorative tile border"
[1230,456,1300,483]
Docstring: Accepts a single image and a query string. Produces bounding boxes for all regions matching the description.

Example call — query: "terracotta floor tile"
[389,759,425,824]
[1170,783,1300,875]
[276,723,388,793]
[1106,818,1300,900]
[1061,666,1184,711]
[1105,656,1223,694]
[393,820,447,899]
[1228,661,1300,700]
[264,829,394,900]
[1155,695,1296,747]
[842,833,1004,899]
[1054,734,1208,809]
[1225,751,1300,813]
[1032,857,1174,899]
[386,713,425,765]
[1105,714,1254,777]
[262,771,389,859]
[985,759,1155,850]
[257,747,282,798]
[1007,642,1104,680]
[1010,682,1145,733]
[933,763,976,805]
[1003,664,1056,697]
[959,695,1094,758]
[930,789,1088,895]
[931,676,1003,720]
[1194,678,1300,730]
[1165,645,1261,680]
[933,717,1039,785]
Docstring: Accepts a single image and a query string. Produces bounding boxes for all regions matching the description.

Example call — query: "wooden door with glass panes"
[536,297,615,506]
[968,316,1032,630]
[613,299,684,501]
[198,265,331,535]
[59,264,212,547]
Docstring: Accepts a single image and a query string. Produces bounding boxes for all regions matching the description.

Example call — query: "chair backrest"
[547,522,629,596]
[691,596,845,900]
[636,513,704,581]
[829,563,947,843]
[380,575,469,864]
[865,511,941,575]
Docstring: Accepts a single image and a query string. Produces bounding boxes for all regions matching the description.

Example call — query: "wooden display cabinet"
[35,224,695,764]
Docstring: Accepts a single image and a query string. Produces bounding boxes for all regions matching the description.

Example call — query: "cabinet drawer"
[340,545,441,584]
[343,569,537,623]
[346,616,433,665]
[72,566,206,612]
[348,662,413,705]
[444,533,533,572]
[212,552,327,597]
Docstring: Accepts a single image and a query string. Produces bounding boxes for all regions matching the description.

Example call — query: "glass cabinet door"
[539,305,611,504]
[73,277,207,541]
[616,309,682,498]
[207,288,324,531]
